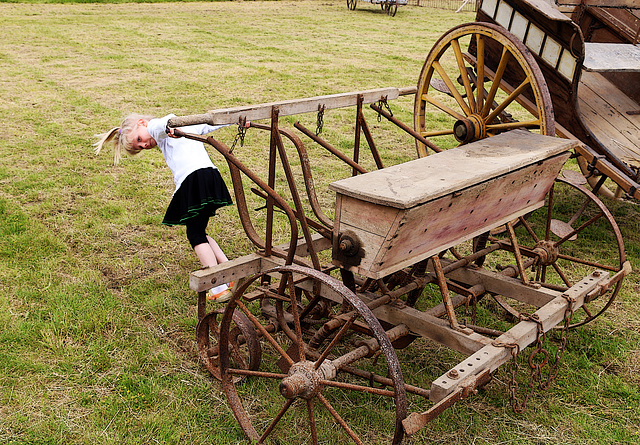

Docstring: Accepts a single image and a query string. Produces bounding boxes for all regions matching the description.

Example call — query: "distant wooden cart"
[347,0,407,16]
[416,0,640,200]
[169,76,629,441]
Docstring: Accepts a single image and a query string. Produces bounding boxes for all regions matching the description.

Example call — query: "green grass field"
[0,1,639,444]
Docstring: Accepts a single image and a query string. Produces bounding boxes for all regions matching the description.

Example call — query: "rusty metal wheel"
[347,0,357,11]
[414,22,554,156]
[490,176,627,329]
[219,264,407,445]
[384,1,397,16]
[196,307,261,382]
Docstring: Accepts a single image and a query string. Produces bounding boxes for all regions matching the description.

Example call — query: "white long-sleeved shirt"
[146,114,227,194]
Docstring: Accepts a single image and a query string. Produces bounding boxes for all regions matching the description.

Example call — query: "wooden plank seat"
[330,130,577,279]
[578,70,640,169]
[583,42,640,73]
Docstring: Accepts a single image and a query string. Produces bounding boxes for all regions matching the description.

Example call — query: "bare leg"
[194,242,219,269]
[207,235,228,264]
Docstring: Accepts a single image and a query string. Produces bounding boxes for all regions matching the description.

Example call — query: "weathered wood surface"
[168,88,400,127]
[331,130,576,279]
[578,70,640,168]
[558,0,640,8]
[583,43,640,72]
[329,130,578,208]
[189,234,331,292]
[429,269,610,402]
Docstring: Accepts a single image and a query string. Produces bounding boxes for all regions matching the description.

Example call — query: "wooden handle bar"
[168,86,415,127]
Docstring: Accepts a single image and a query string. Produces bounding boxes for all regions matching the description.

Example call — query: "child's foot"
[206,284,231,303]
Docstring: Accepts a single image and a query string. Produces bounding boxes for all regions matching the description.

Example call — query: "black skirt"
[162,167,232,226]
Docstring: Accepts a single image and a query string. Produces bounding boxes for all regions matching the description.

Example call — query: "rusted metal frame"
[505,221,532,286]
[428,270,609,403]
[402,369,492,436]
[262,117,322,271]
[266,107,279,258]
[353,96,362,176]
[338,363,431,398]
[250,187,332,240]
[431,255,463,330]
[437,258,562,309]
[356,96,385,170]
[294,122,369,174]
[254,122,336,231]
[171,128,297,265]
[197,291,207,322]
[370,102,442,153]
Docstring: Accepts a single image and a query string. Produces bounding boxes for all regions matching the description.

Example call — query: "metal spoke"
[237,300,294,366]
[258,399,295,443]
[555,212,604,247]
[307,399,319,445]
[318,393,365,445]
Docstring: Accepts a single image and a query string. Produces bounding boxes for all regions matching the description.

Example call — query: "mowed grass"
[0,1,639,444]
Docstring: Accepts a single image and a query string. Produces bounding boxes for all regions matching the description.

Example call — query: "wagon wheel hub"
[453,115,486,144]
[533,240,559,266]
[279,361,324,400]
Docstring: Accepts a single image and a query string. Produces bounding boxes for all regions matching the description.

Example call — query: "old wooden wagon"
[417,0,640,200]
[167,65,630,441]
[346,0,407,16]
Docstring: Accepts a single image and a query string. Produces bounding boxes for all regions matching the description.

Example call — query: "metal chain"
[230,117,247,153]
[316,104,325,136]
[541,294,575,390]
[376,96,393,122]
[496,302,575,413]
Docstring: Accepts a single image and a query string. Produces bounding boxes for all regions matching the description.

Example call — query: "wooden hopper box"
[330,130,577,279]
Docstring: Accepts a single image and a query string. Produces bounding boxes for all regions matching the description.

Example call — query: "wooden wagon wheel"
[414,22,555,156]
[347,0,357,11]
[490,176,626,329]
[219,264,407,445]
[196,304,262,383]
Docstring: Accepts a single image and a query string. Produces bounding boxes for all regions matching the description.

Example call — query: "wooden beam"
[558,0,639,7]
[168,87,400,127]
[429,269,609,402]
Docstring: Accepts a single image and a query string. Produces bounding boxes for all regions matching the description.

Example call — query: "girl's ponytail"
[93,127,123,165]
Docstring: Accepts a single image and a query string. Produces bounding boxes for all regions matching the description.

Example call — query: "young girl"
[94,113,238,302]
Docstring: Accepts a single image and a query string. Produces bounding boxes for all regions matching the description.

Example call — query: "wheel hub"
[453,115,486,143]
[533,240,559,266]
[279,361,323,400]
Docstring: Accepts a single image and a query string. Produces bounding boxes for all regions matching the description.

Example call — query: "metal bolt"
[448,369,459,379]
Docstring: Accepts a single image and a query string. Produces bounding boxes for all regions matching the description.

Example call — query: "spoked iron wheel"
[196,304,262,382]
[414,22,554,156]
[219,264,407,445]
[490,176,626,329]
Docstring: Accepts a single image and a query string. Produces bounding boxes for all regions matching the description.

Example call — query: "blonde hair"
[93,113,155,165]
